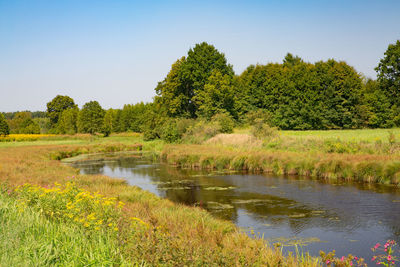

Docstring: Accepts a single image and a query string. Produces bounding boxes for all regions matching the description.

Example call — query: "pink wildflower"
[387,255,392,261]
[374,243,381,249]
[341,256,345,261]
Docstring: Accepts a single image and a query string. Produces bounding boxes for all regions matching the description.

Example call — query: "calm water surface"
[70,155,400,262]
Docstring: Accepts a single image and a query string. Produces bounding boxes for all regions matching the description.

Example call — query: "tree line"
[1,40,399,138]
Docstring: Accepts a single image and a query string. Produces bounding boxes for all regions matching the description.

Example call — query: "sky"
[1,0,399,112]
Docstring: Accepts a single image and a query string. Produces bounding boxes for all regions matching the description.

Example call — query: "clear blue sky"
[1,0,399,112]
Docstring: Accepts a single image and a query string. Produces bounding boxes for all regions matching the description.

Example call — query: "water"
[70,154,400,262]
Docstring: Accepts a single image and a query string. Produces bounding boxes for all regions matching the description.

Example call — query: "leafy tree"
[8,112,40,134]
[358,78,391,128]
[194,70,236,119]
[376,40,400,105]
[46,95,77,126]
[102,109,117,137]
[119,102,149,132]
[0,113,10,136]
[57,108,79,134]
[155,42,234,118]
[77,101,105,134]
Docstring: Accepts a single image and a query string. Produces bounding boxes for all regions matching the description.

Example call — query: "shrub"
[244,109,272,125]
[182,120,221,144]
[211,113,235,133]
[251,119,278,140]
[0,113,10,136]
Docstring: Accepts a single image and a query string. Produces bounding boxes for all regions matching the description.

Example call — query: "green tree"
[0,113,10,136]
[8,112,40,134]
[376,40,400,105]
[194,70,236,119]
[155,42,234,118]
[77,101,105,134]
[46,95,77,126]
[102,109,117,137]
[57,108,79,134]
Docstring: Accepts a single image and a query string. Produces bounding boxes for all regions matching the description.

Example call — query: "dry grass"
[0,143,320,266]
[205,133,262,147]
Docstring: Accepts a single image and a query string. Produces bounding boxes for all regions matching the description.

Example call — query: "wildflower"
[374,243,381,249]
[387,255,392,261]
[341,256,345,261]
[326,260,330,264]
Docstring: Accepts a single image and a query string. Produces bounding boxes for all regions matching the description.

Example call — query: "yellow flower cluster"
[0,134,55,142]
[14,182,124,232]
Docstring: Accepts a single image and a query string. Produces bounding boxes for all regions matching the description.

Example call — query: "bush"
[0,113,10,136]
[243,109,272,126]
[182,120,221,144]
[250,119,278,140]
[211,113,235,133]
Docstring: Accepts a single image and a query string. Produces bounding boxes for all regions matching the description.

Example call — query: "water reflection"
[70,155,400,261]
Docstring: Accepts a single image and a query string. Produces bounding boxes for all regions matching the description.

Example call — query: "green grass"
[235,127,400,143]
[281,128,400,143]
[0,191,133,266]
[0,133,165,152]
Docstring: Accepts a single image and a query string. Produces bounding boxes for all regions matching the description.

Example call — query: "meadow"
[1,129,399,265]
[0,135,321,266]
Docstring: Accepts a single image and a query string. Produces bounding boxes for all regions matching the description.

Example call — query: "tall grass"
[162,144,400,185]
[0,190,132,266]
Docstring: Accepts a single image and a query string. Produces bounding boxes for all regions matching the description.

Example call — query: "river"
[69,154,400,262]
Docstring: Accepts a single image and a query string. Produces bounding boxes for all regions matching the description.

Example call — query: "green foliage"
[46,95,77,126]
[8,112,40,134]
[77,101,105,134]
[120,102,149,132]
[195,70,236,119]
[211,112,235,133]
[57,108,79,134]
[0,113,10,136]
[237,55,364,130]
[33,118,51,134]
[244,109,273,126]
[251,119,278,140]
[182,120,221,144]
[142,104,167,141]
[359,78,392,128]
[376,40,400,106]
[155,42,234,118]
[102,109,116,137]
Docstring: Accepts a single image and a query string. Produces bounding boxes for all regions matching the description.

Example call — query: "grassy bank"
[0,141,320,266]
[162,143,400,185]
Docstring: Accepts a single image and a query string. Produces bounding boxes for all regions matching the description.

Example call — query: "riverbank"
[0,142,320,266]
[162,143,400,185]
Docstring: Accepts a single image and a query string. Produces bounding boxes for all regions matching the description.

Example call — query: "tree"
[194,70,236,119]
[376,40,400,105]
[102,109,117,137]
[57,108,79,134]
[8,112,40,134]
[77,101,105,134]
[46,95,77,126]
[155,42,234,118]
[0,113,10,136]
